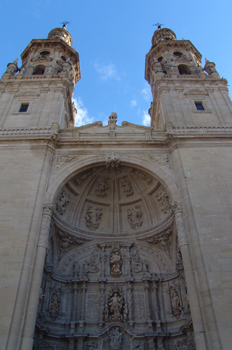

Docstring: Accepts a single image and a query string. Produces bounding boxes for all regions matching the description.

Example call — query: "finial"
[60,21,71,29]
[153,23,164,29]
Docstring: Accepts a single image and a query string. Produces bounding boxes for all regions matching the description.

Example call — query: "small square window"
[195,102,204,111]
[19,103,29,112]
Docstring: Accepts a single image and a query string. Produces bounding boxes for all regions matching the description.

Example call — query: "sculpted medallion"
[127,205,143,229]
[85,205,103,230]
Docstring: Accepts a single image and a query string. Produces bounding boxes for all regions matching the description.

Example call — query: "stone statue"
[171,291,181,312]
[109,293,123,321]
[110,251,122,275]
[5,59,18,75]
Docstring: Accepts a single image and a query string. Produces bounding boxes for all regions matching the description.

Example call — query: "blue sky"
[1,0,232,127]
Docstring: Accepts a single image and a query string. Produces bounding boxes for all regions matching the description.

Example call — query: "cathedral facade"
[0,26,232,350]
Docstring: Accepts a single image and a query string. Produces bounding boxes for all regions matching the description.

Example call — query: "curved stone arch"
[45,154,181,206]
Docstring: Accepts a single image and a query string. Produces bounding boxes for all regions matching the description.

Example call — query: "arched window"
[178,64,190,75]
[40,51,50,57]
[173,51,183,58]
[33,65,45,75]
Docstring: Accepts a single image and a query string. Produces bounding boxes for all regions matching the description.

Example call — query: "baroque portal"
[34,165,195,350]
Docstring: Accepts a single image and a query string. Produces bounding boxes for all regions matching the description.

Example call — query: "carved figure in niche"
[155,187,171,214]
[110,251,122,276]
[74,170,93,185]
[96,179,109,197]
[127,205,143,230]
[109,293,123,320]
[56,191,70,215]
[121,178,133,196]
[105,288,126,323]
[109,327,122,348]
[85,205,103,230]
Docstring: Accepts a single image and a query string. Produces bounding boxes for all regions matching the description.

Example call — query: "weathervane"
[153,23,164,29]
[60,21,71,29]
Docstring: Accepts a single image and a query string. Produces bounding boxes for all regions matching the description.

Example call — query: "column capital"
[171,201,183,214]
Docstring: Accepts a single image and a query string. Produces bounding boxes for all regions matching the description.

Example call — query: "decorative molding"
[0,124,59,140]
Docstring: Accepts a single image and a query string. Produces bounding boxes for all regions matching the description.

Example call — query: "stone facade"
[0,26,232,350]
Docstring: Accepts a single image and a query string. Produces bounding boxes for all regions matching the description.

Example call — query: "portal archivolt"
[34,165,195,350]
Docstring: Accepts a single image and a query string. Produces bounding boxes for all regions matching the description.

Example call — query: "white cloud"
[141,84,152,102]
[130,99,137,107]
[142,111,151,126]
[94,63,120,80]
[73,97,94,127]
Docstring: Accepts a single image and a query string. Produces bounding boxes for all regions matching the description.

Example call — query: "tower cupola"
[151,27,176,47]
[48,26,73,46]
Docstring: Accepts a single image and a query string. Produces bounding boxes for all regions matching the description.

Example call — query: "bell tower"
[145,27,232,130]
[0,25,80,129]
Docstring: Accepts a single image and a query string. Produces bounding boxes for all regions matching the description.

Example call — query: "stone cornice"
[0,123,59,141]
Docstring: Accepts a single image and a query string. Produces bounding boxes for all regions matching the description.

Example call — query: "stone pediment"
[74,120,153,134]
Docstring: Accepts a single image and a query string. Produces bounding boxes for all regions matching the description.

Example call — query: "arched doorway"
[33,164,195,350]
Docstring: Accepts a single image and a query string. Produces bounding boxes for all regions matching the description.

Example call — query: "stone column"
[71,282,79,322]
[79,282,87,332]
[144,281,152,328]
[99,244,106,280]
[20,203,53,349]
[172,201,207,350]
[152,281,161,330]
[99,282,105,327]
[70,282,79,334]
[127,282,133,326]
[77,337,84,350]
